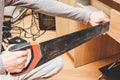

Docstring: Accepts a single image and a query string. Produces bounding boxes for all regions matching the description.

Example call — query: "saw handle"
[8,42,41,76]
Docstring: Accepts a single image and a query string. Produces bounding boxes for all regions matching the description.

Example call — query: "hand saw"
[8,22,109,76]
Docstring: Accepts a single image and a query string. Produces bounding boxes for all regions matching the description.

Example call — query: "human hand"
[2,45,28,73]
[89,11,109,26]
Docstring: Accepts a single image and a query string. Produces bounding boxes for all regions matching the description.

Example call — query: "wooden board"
[99,0,120,12]
[113,0,120,4]
[107,9,120,43]
[91,0,111,15]
[56,0,120,67]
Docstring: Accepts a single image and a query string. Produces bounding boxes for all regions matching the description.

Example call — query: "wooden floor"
[34,53,120,80]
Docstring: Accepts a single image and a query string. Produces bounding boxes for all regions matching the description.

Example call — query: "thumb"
[6,44,28,57]
[6,44,15,51]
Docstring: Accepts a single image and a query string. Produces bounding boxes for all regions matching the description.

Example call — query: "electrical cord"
[4,9,49,44]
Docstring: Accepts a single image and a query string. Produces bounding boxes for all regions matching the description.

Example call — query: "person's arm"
[8,0,91,23]
[1,0,109,75]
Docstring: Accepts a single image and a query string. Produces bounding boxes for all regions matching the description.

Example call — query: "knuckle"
[17,59,23,65]
[16,56,27,65]
[15,54,21,58]
[19,64,25,69]
[16,69,22,72]
[17,60,21,64]
[14,68,22,72]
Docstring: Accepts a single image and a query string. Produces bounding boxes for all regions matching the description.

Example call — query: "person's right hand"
[2,45,28,73]
[89,11,109,26]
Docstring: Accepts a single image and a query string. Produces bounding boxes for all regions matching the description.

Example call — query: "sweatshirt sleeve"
[9,0,91,23]
[0,55,7,75]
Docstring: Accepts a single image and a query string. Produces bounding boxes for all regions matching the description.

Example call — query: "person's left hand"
[2,45,28,73]
[89,11,109,26]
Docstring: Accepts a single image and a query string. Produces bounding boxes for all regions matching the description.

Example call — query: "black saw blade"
[37,22,109,66]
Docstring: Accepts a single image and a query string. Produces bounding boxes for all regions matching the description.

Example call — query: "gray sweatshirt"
[0,0,91,74]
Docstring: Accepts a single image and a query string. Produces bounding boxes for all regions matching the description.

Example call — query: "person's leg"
[0,56,63,80]
[18,56,64,80]
[0,75,19,80]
